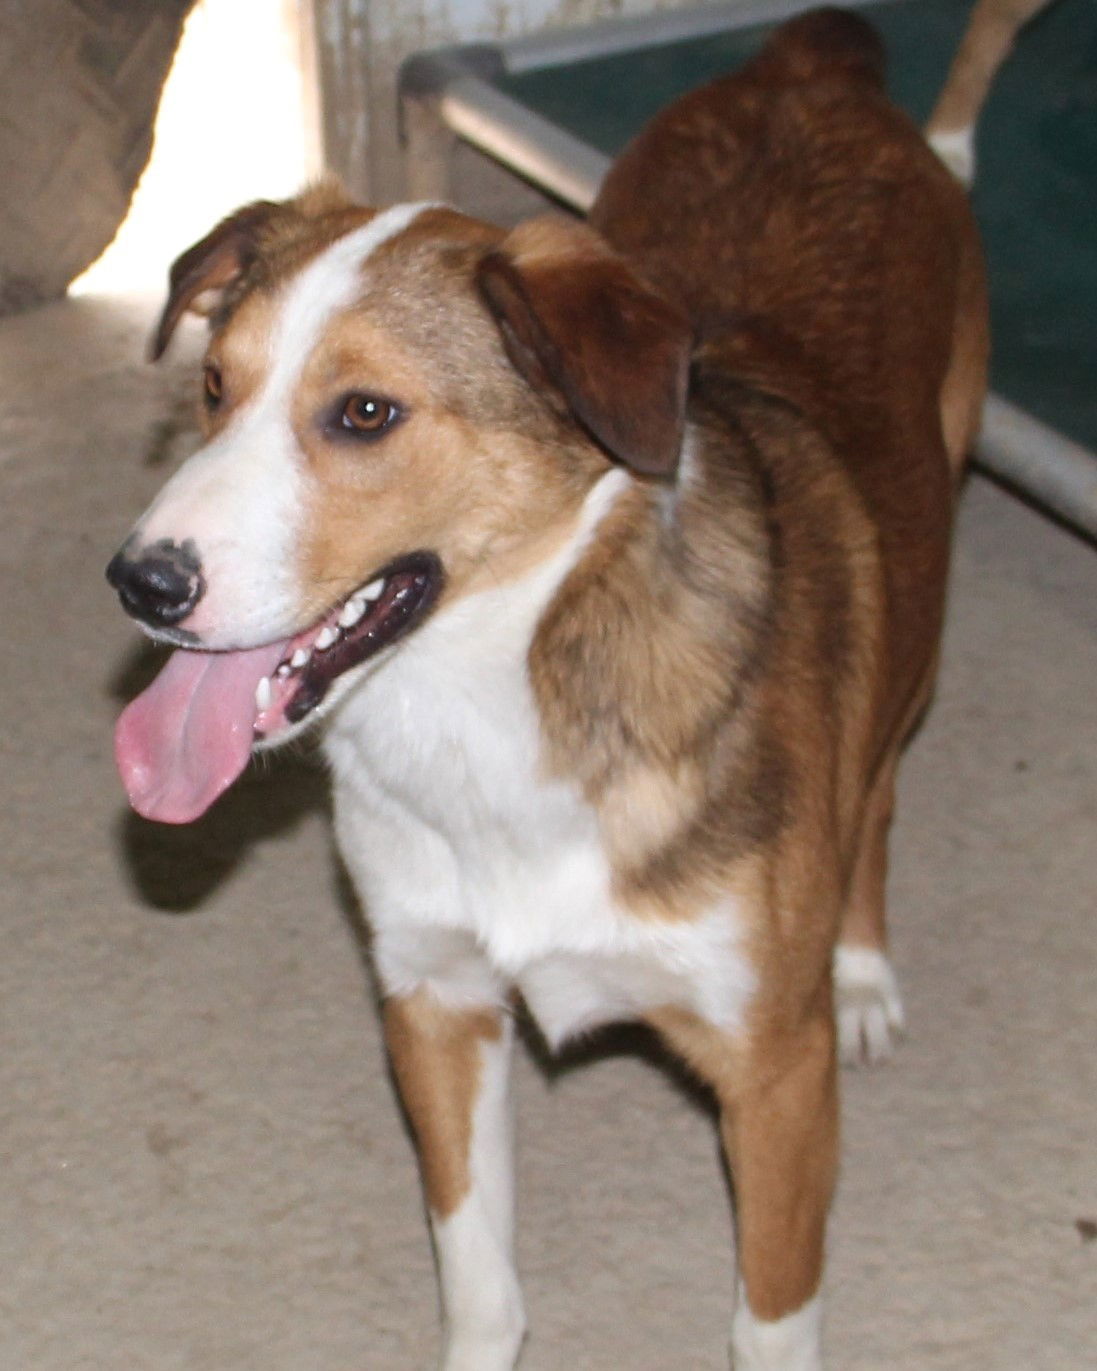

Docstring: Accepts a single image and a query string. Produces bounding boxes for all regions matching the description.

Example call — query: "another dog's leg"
[926,0,1054,185]
[835,759,905,1067]
[383,987,525,1371]
[653,1010,837,1371]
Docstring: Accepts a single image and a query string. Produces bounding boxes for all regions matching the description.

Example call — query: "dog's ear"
[477,217,692,477]
[149,200,282,361]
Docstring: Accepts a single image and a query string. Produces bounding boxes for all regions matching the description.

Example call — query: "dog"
[106,6,1037,1366]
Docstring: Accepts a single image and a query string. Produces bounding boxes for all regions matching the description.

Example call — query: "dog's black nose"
[106,538,205,627]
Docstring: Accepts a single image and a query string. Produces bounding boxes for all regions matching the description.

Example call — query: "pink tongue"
[115,641,288,824]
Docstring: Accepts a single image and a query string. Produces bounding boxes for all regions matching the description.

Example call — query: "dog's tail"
[759,8,887,87]
[926,0,1057,186]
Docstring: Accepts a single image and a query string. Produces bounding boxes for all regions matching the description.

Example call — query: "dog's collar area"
[255,550,445,734]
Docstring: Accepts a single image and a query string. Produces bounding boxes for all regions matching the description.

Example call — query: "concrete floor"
[1,287,1095,1370]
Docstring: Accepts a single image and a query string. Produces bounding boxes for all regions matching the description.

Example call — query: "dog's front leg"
[383,986,525,1371]
[653,1007,837,1371]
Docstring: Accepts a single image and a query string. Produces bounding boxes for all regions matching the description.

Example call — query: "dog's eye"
[340,394,399,437]
[202,364,223,407]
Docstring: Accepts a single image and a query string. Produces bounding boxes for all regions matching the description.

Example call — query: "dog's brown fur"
[384,993,505,1220]
[481,8,988,951]
[472,10,988,1332]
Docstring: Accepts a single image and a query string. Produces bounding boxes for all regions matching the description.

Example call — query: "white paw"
[440,1323,525,1371]
[731,1289,823,1370]
[833,945,905,1068]
[437,1260,525,1371]
[434,1188,525,1371]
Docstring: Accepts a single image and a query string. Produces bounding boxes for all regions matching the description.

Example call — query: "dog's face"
[107,185,691,822]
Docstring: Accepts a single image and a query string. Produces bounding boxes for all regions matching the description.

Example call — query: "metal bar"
[437,76,611,211]
[976,395,1097,539]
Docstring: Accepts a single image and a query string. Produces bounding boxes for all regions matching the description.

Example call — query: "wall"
[310,0,694,204]
[0,0,192,313]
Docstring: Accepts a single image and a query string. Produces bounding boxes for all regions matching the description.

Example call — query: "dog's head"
[107,184,691,823]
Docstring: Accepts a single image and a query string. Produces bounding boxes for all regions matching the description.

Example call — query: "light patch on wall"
[73,0,313,297]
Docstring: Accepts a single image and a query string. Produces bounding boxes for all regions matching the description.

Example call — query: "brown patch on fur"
[193,290,283,434]
[529,366,886,924]
[761,7,887,86]
[528,446,778,920]
[839,751,898,953]
[725,1044,837,1323]
[383,991,503,1220]
[530,424,773,782]
[646,771,846,1324]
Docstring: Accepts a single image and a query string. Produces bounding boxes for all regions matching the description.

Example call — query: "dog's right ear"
[149,200,281,362]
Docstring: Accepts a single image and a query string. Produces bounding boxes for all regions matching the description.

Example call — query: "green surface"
[499,0,1097,451]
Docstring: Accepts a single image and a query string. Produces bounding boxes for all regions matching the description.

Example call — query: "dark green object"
[498,0,1097,452]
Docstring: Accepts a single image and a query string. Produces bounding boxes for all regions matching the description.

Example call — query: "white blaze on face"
[131,201,433,650]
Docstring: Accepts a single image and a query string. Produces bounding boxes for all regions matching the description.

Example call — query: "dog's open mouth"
[256,552,443,732]
[115,551,443,825]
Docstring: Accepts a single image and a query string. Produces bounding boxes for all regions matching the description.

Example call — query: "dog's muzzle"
[106,537,205,629]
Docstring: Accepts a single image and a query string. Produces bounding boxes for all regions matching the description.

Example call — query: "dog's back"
[592,6,989,771]
[592,10,985,436]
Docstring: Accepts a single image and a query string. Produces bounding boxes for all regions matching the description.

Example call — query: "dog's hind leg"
[383,983,525,1371]
[834,757,906,1067]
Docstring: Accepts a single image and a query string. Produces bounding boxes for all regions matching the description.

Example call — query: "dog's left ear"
[477,217,692,477]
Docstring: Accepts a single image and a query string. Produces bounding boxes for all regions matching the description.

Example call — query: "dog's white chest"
[324,478,755,1045]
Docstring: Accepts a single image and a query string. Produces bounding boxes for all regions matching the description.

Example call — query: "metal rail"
[435,75,608,212]
[977,396,1097,536]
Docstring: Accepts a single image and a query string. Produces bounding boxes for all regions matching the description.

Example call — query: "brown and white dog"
[106,7,1035,1367]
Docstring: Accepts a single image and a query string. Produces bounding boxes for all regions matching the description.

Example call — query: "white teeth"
[255,677,272,713]
[339,595,367,629]
[280,581,386,678]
